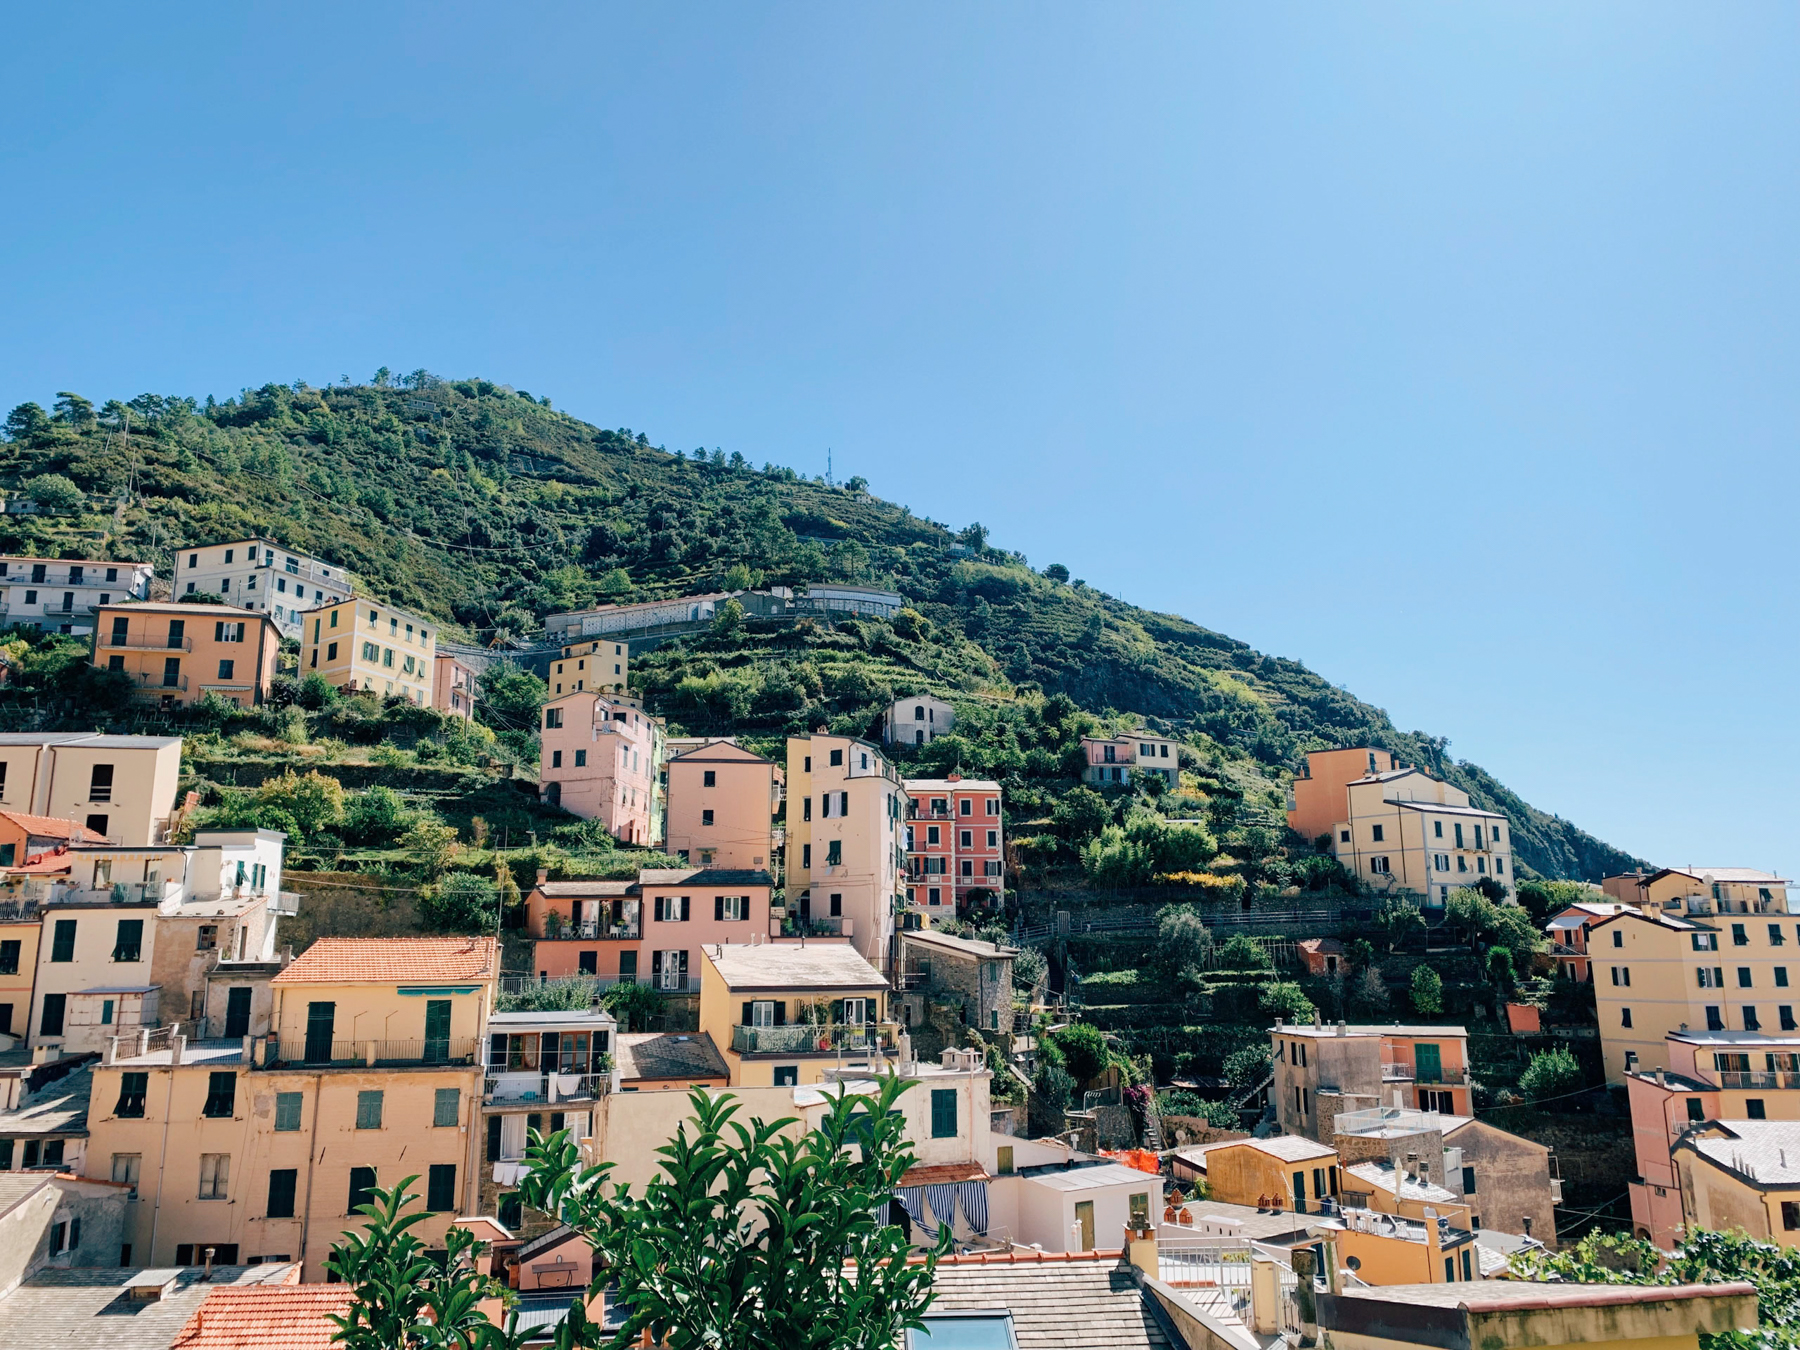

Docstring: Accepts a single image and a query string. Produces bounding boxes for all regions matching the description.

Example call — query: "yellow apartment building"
[1203,1135,1341,1212]
[1330,761,1514,907]
[82,936,494,1278]
[0,733,183,845]
[1586,874,1799,1083]
[0,899,37,1041]
[298,598,438,704]
[784,734,904,970]
[91,603,280,710]
[549,639,629,696]
[696,941,896,1087]
[665,740,782,870]
[1674,1119,1800,1247]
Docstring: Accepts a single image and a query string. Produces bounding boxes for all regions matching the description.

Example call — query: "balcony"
[271,891,301,917]
[540,919,641,941]
[38,601,99,618]
[125,673,188,692]
[267,1036,479,1068]
[100,635,194,652]
[52,881,184,906]
[730,1022,900,1056]
[483,1071,610,1105]
[1551,943,1583,958]
[1381,1061,1467,1086]
[1717,1071,1800,1090]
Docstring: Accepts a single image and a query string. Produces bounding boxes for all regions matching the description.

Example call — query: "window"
[115,1072,147,1117]
[654,896,690,922]
[1707,1006,1724,1030]
[1621,1008,1632,1028]
[551,750,562,769]
[1688,1097,1706,1121]
[773,1066,798,1086]
[827,840,842,866]
[0,941,17,976]
[89,764,114,802]
[702,809,713,825]
[1781,969,1791,988]
[274,1092,303,1131]
[1611,967,1629,987]
[112,918,143,962]
[1740,968,1755,988]
[931,1088,958,1139]
[348,1167,377,1213]
[203,1072,236,1118]
[217,659,235,680]
[1371,824,1384,842]
[426,1163,458,1213]
[355,1090,384,1129]
[1785,1201,1800,1232]
[1735,924,1750,946]
[39,993,65,1037]
[1699,968,1725,989]
[1370,857,1390,874]
[266,1168,298,1218]
[716,895,746,922]
[544,707,562,729]
[1340,830,1351,843]
[830,893,843,917]
[960,830,972,847]
[1612,930,1623,948]
[198,1154,230,1200]
[829,748,843,766]
[112,1153,141,1192]
[1746,1007,1763,1031]
[433,1088,460,1128]
[1693,933,1719,951]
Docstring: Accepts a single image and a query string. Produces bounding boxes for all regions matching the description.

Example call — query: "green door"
[1074,1200,1095,1251]
[304,1002,335,1063]
[424,1000,452,1062]
[1415,1043,1442,1084]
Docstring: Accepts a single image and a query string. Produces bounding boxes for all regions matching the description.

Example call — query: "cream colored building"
[1582,870,1798,1084]
[82,936,494,1278]
[0,555,153,636]
[298,597,437,704]
[883,693,955,748]
[1329,763,1514,907]
[696,941,895,1088]
[665,740,782,870]
[0,733,182,846]
[784,734,903,969]
[178,537,353,638]
[1080,730,1178,789]
[549,639,629,696]
[1676,1119,1800,1250]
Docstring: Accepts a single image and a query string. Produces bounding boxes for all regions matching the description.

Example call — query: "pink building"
[1543,901,1632,983]
[432,653,479,720]
[525,867,778,990]
[1080,729,1178,789]
[539,692,661,845]
[903,775,1003,914]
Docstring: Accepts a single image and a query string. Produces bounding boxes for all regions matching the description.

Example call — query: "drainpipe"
[297,1072,324,1275]
[148,1065,176,1264]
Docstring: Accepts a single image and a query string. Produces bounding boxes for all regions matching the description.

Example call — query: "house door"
[224,987,252,1039]
[1074,1200,1095,1251]
[1414,1043,1442,1084]
[424,1000,452,1062]
[304,1002,335,1063]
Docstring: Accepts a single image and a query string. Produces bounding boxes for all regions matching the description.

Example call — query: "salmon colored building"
[784,734,904,972]
[903,775,1004,915]
[665,740,782,870]
[538,692,662,845]
[525,868,777,990]
[1288,748,1403,844]
[92,603,280,709]
[431,653,479,720]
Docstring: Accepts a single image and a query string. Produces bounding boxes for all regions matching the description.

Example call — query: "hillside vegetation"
[0,377,1645,882]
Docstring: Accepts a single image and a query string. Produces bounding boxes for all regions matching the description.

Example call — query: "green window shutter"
[426,1163,457,1213]
[355,1090,383,1130]
[266,1168,298,1218]
[348,1167,377,1213]
[433,1088,460,1128]
[51,920,76,963]
[931,1088,957,1139]
[274,1092,303,1131]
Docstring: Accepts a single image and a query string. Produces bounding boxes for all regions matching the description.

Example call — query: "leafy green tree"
[1260,981,1316,1023]
[52,392,95,427]
[1048,1023,1110,1084]
[1151,904,1211,981]
[601,980,665,1031]
[516,1079,948,1350]
[1030,1061,1075,1133]
[1044,563,1070,583]
[1518,1046,1584,1100]
[1347,938,1376,968]
[1156,1091,1237,1126]
[1376,897,1427,952]
[1219,934,1273,970]
[341,785,414,845]
[1051,787,1112,844]
[420,871,498,934]
[1012,946,1047,999]
[325,1176,520,1350]
[20,472,84,514]
[295,672,339,710]
[1486,946,1516,992]
[1223,1044,1272,1091]
[1409,965,1443,1015]
[3,402,48,441]
[1079,824,1153,886]
[478,662,549,732]
[711,597,746,635]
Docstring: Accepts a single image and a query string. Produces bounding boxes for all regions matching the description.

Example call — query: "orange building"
[664,740,782,870]
[903,775,1003,915]
[1288,747,1401,844]
[91,602,280,709]
[1272,1023,1473,1138]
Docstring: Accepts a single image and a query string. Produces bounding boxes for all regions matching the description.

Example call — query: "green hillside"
[0,378,1646,882]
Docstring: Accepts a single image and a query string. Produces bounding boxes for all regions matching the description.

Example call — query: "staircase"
[1144,1102,1166,1151]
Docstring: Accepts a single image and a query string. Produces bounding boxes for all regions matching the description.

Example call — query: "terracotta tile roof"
[0,812,100,842]
[4,845,75,875]
[898,1161,989,1186]
[169,1285,355,1350]
[615,1031,728,1082]
[272,936,497,986]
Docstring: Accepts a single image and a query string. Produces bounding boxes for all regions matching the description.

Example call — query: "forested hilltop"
[0,376,1645,881]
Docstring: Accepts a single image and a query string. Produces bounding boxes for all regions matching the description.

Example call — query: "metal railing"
[1158,1239,1254,1289]
[483,1072,610,1104]
[539,921,641,941]
[730,1022,900,1055]
[268,1036,479,1067]
[127,673,188,691]
[99,635,193,651]
[498,973,671,995]
[1717,1071,1800,1090]
[1381,1062,1467,1085]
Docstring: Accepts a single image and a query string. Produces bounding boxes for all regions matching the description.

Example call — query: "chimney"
[170,1035,186,1067]
[1654,1069,1665,1088]
[537,869,549,885]
[1312,1010,1322,1029]
[1335,1020,1346,1036]
[201,1246,215,1281]
[30,1045,57,1066]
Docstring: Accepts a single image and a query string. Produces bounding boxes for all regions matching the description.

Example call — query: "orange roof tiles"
[272,936,498,986]
[0,812,100,841]
[169,1285,354,1350]
[5,845,74,875]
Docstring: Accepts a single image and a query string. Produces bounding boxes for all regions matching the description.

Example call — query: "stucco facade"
[538,692,661,846]
[1080,730,1178,788]
[299,597,438,705]
[548,640,628,696]
[903,776,1003,912]
[179,538,353,638]
[784,734,903,971]
[665,741,781,870]
[0,733,183,847]
[92,603,280,709]
[0,556,152,636]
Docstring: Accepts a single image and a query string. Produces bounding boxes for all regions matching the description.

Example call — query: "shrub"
[419,871,497,934]
[1047,1023,1110,1084]
[1152,905,1211,981]
[341,786,413,846]
[1223,1045,1271,1091]
[1218,934,1272,970]
[296,672,340,710]
[1159,871,1248,900]
[1519,1046,1584,1100]
[1012,947,1047,997]
[1259,982,1315,1022]
[1156,1091,1237,1127]
[1410,965,1443,1015]
[20,472,84,513]
[602,981,665,1032]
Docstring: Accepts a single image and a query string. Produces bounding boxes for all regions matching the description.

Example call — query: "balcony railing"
[730,1022,899,1056]
[1380,1062,1467,1085]
[267,1036,479,1068]
[100,635,194,651]
[1550,943,1583,958]
[1717,1071,1800,1090]
[539,920,641,941]
[483,1072,610,1105]
[126,673,188,692]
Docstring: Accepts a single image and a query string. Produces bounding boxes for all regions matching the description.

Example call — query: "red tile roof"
[4,845,74,876]
[272,936,498,986]
[169,1286,355,1350]
[0,812,100,842]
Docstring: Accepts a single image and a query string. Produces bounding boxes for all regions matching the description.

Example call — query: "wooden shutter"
[742,1002,754,1025]
[775,1001,787,1025]
[716,896,725,921]
[681,896,690,921]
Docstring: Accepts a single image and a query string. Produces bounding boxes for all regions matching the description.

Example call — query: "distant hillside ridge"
[0,377,1648,881]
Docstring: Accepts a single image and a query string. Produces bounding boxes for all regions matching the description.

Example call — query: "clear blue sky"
[3,5,1797,879]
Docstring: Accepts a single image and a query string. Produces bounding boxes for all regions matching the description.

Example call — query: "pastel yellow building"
[1581,870,1798,1083]
[0,733,183,846]
[299,597,438,704]
[82,936,493,1278]
[696,941,895,1087]
[784,734,904,970]
[1675,1119,1800,1247]
[1202,1135,1340,1212]
[548,639,628,696]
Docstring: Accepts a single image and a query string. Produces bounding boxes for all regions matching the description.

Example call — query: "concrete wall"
[32,902,162,1048]
[1448,1119,1557,1245]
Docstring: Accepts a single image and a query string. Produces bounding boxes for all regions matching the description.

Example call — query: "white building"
[177,538,353,637]
[884,693,956,747]
[0,558,152,635]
